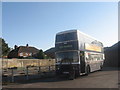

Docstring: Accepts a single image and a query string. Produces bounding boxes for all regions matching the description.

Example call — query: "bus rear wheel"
[99,65,103,71]
[86,66,90,75]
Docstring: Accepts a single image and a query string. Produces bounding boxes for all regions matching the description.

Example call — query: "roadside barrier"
[2,59,55,83]
[2,65,55,83]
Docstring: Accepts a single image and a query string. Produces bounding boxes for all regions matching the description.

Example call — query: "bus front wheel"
[69,70,75,80]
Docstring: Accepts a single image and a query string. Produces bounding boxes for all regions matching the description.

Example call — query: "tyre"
[75,70,80,77]
[69,70,75,80]
[86,66,90,75]
[99,65,103,71]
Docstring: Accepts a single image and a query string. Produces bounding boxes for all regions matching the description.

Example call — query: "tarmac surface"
[2,67,119,88]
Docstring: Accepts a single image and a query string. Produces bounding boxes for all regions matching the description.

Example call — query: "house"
[8,44,39,58]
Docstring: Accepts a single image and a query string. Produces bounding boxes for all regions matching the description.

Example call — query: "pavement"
[2,67,119,89]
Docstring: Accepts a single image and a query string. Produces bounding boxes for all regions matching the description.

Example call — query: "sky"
[2,2,118,51]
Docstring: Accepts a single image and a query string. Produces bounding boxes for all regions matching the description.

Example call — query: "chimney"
[14,45,18,49]
[26,44,28,47]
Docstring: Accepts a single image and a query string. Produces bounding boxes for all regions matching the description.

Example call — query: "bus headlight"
[57,67,60,70]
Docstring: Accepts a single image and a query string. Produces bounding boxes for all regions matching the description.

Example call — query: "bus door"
[80,51,86,73]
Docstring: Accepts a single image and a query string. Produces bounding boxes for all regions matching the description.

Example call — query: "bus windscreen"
[56,32,77,42]
[56,51,79,63]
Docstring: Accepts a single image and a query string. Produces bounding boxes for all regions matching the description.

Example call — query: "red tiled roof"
[18,46,39,53]
[8,46,39,58]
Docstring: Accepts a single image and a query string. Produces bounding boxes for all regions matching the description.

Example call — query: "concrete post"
[38,66,41,74]
[49,66,50,72]
[11,69,14,82]
[26,67,29,80]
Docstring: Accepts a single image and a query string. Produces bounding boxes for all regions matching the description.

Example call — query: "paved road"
[3,67,119,88]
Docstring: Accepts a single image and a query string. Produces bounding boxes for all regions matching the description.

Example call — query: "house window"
[20,53,23,56]
[26,53,28,56]
[29,53,32,56]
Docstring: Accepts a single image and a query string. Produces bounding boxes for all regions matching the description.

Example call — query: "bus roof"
[56,29,102,43]
[56,29,78,35]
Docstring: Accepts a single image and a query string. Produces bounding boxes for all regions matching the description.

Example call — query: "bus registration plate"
[63,72,69,74]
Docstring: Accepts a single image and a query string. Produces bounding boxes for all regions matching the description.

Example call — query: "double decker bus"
[55,30,104,80]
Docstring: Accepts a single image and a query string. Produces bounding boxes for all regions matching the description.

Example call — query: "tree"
[34,49,45,59]
[0,38,10,57]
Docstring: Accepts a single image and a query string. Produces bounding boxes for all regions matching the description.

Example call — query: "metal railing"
[2,65,56,83]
